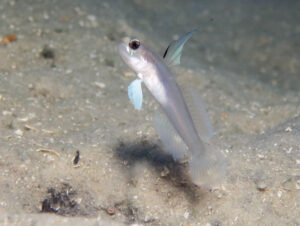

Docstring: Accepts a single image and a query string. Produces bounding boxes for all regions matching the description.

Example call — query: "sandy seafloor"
[0,0,299,225]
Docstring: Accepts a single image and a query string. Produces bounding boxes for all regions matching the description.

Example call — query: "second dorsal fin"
[182,87,214,140]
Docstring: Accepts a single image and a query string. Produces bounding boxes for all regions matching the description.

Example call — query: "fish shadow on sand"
[114,139,207,204]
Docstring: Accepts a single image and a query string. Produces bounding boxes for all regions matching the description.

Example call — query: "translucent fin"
[183,88,214,140]
[163,29,198,66]
[128,79,143,110]
[189,143,226,187]
[154,110,188,160]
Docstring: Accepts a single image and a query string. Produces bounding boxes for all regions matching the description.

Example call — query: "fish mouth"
[118,37,130,52]
[118,42,130,62]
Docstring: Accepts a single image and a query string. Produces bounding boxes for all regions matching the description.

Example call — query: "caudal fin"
[189,143,226,187]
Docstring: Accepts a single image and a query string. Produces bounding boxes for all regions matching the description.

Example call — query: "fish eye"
[129,39,140,50]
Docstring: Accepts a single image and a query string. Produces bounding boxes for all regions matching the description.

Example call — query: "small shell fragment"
[256,182,267,191]
[36,148,60,157]
[106,207,116,215]
[24,124,38,131]
[14,129,24,136]
[123,72,135,78]
[285,126,292,132]
[2,34,17,44]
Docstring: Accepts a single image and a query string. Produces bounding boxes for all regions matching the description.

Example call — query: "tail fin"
[189,143,226,187]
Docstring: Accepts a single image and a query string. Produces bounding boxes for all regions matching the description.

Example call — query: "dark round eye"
[129,39,140,50]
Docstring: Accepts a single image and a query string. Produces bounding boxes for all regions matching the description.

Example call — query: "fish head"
[118,37,154,75]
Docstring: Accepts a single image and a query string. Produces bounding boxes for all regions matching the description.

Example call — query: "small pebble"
[160,166,170,177]
[40,45,55,59]
[123,72,135,77]
[66,69,72,74]
[106,207,115,215]
[28,16,34,22]
[43,12,49,20]
[296,180,300,190]
[286,147,293,154]
[257,154,265,159]
[18,117,29,122]
[285,126,292,132]
[257,182,267,191]
[2,111,12,116]
[2,34,17,44]
[95,82,106,89]
[184,211,189,219]
[14,129,24,136]
[87,15,98,27]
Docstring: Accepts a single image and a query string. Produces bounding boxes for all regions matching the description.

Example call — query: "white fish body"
[118,31,225,187]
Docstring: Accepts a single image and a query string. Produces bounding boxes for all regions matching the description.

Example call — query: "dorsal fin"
[163,29,199,66]
[182,87,214,140]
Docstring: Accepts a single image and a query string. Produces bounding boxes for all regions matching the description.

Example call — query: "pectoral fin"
[128,79,143,110]
[163,29,198,66]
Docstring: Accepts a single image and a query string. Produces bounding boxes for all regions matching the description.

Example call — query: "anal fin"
[153,110,188,160]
